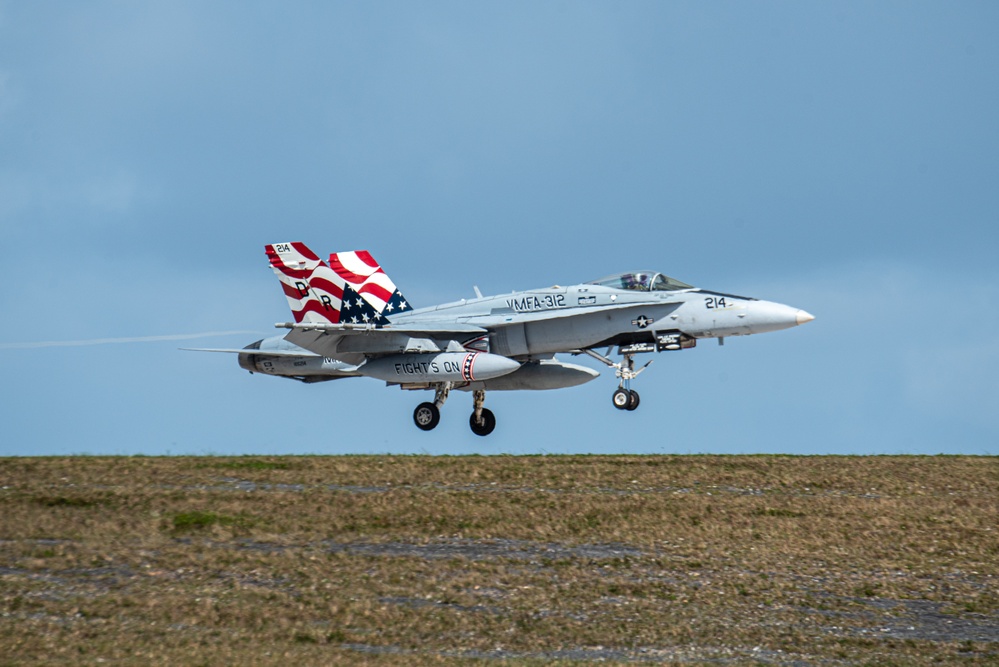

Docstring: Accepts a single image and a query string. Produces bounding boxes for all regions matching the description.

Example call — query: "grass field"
[1,455,997,665]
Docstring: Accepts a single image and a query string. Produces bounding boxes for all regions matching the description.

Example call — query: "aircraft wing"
[274,322,488,335]
[181,347,321,357]
[180,347,319,357]
[280,321,488,362]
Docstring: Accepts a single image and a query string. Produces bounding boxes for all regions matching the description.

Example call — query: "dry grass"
[0,455,997,665]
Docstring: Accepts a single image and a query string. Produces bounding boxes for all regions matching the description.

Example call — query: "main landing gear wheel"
[413,402,440,431]
[469,407,496,436]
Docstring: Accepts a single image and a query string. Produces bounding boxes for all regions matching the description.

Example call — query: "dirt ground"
[1,455,996,665]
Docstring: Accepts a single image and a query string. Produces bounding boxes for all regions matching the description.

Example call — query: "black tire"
[413,402,440,431]
[469,408,496,436]
[612,388,631,410]
[626,389,640,411]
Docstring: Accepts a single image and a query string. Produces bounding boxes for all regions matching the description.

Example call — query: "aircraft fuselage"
[203,247,814,436]
[386,283,808,359]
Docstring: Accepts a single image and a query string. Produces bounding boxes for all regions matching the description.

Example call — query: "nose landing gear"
[582,349,651,412]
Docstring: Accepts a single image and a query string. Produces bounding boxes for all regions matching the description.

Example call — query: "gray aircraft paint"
[196,250,814,435]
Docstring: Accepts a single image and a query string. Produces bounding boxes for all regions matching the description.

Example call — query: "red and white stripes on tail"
[265,242,345,324]
[328,250,403,315]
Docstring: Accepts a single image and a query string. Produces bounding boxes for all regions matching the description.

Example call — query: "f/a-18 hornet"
[196,242,814,436]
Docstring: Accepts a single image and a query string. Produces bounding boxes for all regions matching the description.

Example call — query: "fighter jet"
[194,242,814,436]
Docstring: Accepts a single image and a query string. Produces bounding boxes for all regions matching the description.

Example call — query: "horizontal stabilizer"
[181,347,321,357]
[274,322,488,335]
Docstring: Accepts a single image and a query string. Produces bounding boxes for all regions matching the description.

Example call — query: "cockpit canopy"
[587,271,694,292]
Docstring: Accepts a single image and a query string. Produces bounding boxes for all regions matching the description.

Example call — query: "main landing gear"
[413,384,496,436]
[581,349,651,412]
[469,389,496,436]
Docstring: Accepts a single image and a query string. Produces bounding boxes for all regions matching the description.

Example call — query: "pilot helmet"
[624,273,648,289]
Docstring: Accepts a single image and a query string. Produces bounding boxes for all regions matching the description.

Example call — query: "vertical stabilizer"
[265,242,345,324]
[328,250,413,317]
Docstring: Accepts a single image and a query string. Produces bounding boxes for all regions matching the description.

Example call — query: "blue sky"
[1,2,996,456]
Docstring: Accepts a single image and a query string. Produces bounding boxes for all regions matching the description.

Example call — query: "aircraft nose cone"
[740,301,815,334]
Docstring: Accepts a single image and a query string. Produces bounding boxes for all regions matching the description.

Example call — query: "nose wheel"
[612,388,640,411]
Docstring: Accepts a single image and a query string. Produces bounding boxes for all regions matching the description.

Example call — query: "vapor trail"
[0,331,261,350]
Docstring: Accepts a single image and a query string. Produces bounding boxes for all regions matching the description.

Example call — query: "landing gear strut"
[582,349,651,412]
[413,382,451,431]
[469,389,496,436]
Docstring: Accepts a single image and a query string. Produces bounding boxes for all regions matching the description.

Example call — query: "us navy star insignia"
[632,315,653,329]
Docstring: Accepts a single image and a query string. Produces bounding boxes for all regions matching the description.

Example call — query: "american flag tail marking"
[265,242,345,324]
[329,250,414,317]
